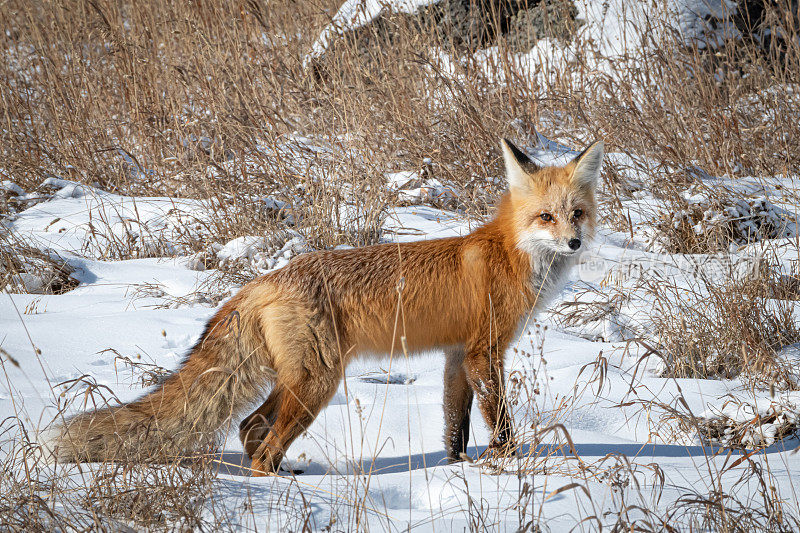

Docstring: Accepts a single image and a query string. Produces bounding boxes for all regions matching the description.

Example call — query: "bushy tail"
[55,310,269,463]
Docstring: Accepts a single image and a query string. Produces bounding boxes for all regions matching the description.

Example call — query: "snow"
[575,0,740,56]
[11,180,213,259]
[3,149,800,528]
[1,180,24,196]
[386,170,457,205]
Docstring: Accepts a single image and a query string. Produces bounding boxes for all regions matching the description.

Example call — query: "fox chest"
[512,256,572,339]
[528,262,568,310]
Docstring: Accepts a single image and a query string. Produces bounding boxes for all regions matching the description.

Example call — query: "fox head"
[501,138,603,256]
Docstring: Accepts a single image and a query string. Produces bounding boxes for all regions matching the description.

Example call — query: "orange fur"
[56,139,603,474]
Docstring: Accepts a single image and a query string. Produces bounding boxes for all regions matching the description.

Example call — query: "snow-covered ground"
[3,137,800,528]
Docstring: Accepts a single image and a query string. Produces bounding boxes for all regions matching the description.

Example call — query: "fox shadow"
[211,436,800,477]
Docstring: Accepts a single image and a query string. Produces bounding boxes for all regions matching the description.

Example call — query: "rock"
[307,0,579,75]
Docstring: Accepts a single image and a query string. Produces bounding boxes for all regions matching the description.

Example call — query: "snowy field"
[3,137,800,529]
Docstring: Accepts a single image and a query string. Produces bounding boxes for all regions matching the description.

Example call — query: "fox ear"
[501,138,538,192]
[569,140,604,191]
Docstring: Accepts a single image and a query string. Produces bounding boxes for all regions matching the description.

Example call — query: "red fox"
[54,139,603,475]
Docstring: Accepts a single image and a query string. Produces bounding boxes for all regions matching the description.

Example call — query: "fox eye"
[573,209,583,219]
[539,213,554,223]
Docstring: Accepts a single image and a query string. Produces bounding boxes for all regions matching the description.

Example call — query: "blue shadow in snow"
[211,435,800,478]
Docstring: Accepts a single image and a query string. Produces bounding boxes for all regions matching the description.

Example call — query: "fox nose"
[568,238,581,251]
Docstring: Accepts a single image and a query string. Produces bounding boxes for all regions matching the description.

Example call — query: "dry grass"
[0,235,78,295]
[2,0,799,247]
[647,253,800,384]
[0,415,234,531]
[556,249,800,387]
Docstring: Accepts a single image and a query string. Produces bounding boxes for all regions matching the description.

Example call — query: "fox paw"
[446,452,475,465]
[250,457,303,477]
[480,440,518,460]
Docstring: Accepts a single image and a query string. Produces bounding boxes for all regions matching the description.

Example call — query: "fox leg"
[463,338,515,452]
[443,347,473,462]
[239,384,284,458]
[250,372,339,475]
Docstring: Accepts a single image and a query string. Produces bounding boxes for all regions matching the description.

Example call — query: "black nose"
[568,238,581,251]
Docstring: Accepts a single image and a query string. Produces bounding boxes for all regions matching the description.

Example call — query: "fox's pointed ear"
[569,140,604,191]
[501,138,538,192]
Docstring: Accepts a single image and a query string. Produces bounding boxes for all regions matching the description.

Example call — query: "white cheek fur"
[516,228,557,254]
[527,228,556,241]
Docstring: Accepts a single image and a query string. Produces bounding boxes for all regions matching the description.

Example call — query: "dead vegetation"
[696,398,800,449]
[648,255,800,382]
[657,194,797,254]
[0,238,78,295]
[0,415,234,531]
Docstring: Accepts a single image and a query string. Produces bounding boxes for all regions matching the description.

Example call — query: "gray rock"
[310,0,579,76]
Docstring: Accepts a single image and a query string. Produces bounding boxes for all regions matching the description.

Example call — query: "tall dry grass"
[3,1,800,238]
